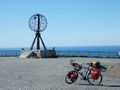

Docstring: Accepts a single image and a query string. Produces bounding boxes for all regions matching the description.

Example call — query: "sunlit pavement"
[0,57,120,90]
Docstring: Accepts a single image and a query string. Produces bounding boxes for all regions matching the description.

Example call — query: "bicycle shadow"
[77,83,120,87]
[102,84,120,87]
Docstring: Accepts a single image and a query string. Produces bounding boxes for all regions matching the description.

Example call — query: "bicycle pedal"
[83,77,87,80]
[80,77,87,80]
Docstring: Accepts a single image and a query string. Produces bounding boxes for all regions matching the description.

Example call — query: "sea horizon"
[1,45,120,48]
[0,45,120,52]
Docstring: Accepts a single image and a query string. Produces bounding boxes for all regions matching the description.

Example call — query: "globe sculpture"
[19,13,56,58]
[29,13,47,50]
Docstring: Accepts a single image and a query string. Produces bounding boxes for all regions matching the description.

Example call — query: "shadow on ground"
[78,83,120,87]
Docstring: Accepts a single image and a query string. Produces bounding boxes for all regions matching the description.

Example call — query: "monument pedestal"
[40,50,57,58]
[19,50,57,58]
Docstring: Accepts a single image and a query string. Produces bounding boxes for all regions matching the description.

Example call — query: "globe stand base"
[19,50,57,58]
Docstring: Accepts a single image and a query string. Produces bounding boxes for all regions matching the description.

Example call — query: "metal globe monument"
[29,13,47,50]
[19,13,56,58]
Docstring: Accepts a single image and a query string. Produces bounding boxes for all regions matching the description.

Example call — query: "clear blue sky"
[0,0,120,48]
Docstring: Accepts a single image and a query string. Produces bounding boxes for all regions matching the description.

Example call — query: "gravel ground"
[0,57,120,90]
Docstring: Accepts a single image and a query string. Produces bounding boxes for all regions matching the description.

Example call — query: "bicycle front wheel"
[87,73,102,85]
[65,70,78,84]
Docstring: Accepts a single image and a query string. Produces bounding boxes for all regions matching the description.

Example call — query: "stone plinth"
[19,50,57,58]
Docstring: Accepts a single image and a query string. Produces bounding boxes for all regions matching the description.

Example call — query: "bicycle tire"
[65,70,78,84]
[87,73,102,85]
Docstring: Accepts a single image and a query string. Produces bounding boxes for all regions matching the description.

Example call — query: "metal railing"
[56,51,119,58]
[0,50,119,58]
[0,50,20,57]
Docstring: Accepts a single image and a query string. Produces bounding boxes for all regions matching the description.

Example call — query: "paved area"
[0,57,120,90]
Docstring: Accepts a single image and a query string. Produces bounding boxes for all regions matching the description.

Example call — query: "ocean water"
[0,46,120,57]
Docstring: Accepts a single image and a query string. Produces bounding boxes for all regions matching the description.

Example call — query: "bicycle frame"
[78,66,91,80]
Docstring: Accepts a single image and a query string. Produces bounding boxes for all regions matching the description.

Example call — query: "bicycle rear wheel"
[87,73,102,85]
[65,70,78,84]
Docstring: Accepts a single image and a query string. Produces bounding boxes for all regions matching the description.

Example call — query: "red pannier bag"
[91,68,100,80]
[68,71,78,80]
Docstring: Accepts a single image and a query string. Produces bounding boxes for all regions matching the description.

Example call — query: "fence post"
[5,51,7,56]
